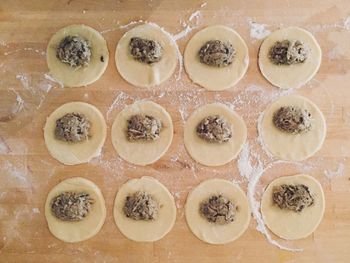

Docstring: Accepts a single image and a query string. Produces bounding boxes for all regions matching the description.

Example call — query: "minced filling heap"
[55,113,91,143]
[196,115,232,143]
[127,114,162,141]
[273,184,314,213]
[200,195,236,225]
[198,40,236,67]
[123,191,159,221]
[273,106,312,134]
[56,35,91,68]
[51,191,93,221]
[268,40,308,65]
[129,37,163,64]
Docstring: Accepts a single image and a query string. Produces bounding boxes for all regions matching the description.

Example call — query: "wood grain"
[1,0,350,262]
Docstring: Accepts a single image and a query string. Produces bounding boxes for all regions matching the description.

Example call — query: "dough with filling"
[261,174,325,240]
[260,95,326,161]
[111,100,173,166]
[184,25,249,91]
[113,176,176,242]
[184,103,247,166]
[46,24,109,87]
[115,23,178,88]
[258,27,321,89]
[185,179,251,244]
[44,102,107,165]
[45,177,106,243]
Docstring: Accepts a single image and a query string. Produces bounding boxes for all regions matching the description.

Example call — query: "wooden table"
[1,0,350,262]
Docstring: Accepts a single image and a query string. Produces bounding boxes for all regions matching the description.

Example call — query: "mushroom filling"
[273,184,314,213]
[127,114,162,141]
[129,37,163,64]
[200,195,236,225]
[196,115,232,143]
[198,40,236,67]
[123,191,159,221]
[55,113,91,143]
[273,106,312,134]
[56,35,91,68]
[268,40,308,65]
[51,191,93,221]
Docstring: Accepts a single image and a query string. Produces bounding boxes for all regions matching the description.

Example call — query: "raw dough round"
[45,177,106,243]
[261,174,325,240]
[260,95,326,161]
[184,25,249,91]
[258,27,322,89]
[44,102,107,165]
[111,100,173,166]
[184,103,247,166]
[47,24,109,87]
[115,23,178,88]
[185,179,251,244]
[113,176,176,242]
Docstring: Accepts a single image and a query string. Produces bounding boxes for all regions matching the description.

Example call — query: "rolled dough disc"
[115,23,178,88]
[259,95,326,161]
[184,103,247,166]
[111,100,173,166]
[258,27,322,89]
[46,24,109,87]
[185,179,251,244]
[44,102,107,165]
[261,174,325,240]
[113,176,176,242]
[184,25,249,91]
[45,177,106,243]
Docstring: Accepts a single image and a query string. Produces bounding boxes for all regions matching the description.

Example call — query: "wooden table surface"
[1,0,350,262]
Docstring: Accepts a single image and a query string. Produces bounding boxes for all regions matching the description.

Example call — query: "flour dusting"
[248,19,271,40]
[324,163,345,179]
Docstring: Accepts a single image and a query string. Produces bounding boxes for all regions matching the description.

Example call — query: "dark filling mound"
[273,184,314,213]
[273,106,312,134]
[129,37,163,64]
[198,40,236,67]
[51,191,93,221]
[200,195,236,225]
[55,113,91,143]
[123,191,159,221]
[56,35,91,68]
[127,114,161,141]
[269,40,308,65]
[196,115,232,143]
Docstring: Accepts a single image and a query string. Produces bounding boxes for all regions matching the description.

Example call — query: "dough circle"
[44,102,107,165]
[113,176,176,242]
[258,27,322,89]
[47,24,109,87]
[185,179,251,244]
[184,25,249,91]
[115,23,178,88]
[260,95,326,161]
[184,103,247,166]
[111,100,173,166]
[261,174,325,240]
[45,177,106,243]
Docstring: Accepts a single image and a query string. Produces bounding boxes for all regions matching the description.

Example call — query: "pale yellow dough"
[184,103,247,166]
[45,177,106,243]
[261,174,325,240]
[47,24,109,87]
[184,25,249,91]
[115,23,178,88]
[260,95,326,161]
[185,179,251,244]
[44,102,107,165]
[258,27,322,89]
[113,176,176,242]
[111,101,173,166]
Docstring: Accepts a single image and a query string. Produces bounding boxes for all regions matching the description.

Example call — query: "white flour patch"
[343,16,350,30]
[3,47,45,56]
[324,163,345,179]
[44,73,64,88]
[119,20,144,30]
[106,91,133,120]
[247,19,271,40]
[32,208,40,214]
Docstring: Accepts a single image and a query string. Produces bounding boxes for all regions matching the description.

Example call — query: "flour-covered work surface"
[1,0,350,262]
